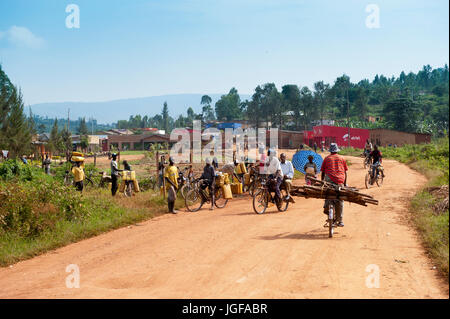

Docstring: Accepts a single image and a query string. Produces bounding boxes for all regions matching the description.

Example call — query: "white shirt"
[265,156,283,177]
[280,160,294,179]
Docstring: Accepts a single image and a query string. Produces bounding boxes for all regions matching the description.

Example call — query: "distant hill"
[29,93,251,124]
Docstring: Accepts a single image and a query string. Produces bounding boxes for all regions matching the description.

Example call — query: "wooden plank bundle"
[290,177,379,207]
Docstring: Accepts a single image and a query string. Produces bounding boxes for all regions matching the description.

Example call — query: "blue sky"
[0,0,448,105]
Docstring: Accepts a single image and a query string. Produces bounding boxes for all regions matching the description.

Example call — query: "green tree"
[78,117,89,136]
[161,102,170,133]
[201,95,215,122]
[49,119,62,154]
[383,97,421,132]
[2,87,32,158]
[313,81,330,125]
[215,88,242,121]
[60,126,73,159]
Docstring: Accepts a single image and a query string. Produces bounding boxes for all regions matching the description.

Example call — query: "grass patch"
[341,139,449,278]
[410,191,449,276]
[0,188,184,267]
[383,138,448,279]
[0,160,184,267]
[118,150,148,155]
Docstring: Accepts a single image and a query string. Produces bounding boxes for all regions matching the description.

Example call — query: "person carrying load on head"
[321,143,348,227]
[72,161,85,192]
[164,157,179,214]
[303,155,318,185]
[200,158,216,210]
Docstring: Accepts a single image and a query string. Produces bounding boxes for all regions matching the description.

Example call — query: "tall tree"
[313,81,330,125]
[2,87,32,158]
[49,119,62,154]
[161,102,169,133]
[201,95,215,122]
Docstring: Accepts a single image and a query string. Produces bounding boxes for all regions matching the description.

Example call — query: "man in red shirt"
[321,143,348,227]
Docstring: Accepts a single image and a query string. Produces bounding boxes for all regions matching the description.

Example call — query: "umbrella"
[292,150,323,174]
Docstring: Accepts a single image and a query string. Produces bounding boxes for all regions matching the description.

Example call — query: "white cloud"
[0,26,44,49]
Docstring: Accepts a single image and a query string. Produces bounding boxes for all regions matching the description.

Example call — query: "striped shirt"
[321,153,348,185]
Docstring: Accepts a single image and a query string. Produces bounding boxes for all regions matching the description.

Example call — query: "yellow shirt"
[164,165,178,189]
[72,166,85,182]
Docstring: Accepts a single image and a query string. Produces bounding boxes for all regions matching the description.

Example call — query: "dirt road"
[0,155,447,298]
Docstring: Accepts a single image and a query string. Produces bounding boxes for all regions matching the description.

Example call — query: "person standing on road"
[321,143,348,227]
[72,161,85,192]
[110,153,121,196]
[313,142,318,153]
[165,157,179,214]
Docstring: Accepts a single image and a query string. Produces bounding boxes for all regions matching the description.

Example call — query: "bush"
[0,179,90,238]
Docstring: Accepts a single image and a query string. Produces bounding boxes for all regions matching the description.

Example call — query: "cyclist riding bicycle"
[364,139,373,158]
[321,143,348,227]
[200,158,216,210]
[265,149,283,204]
[369,145,385,178]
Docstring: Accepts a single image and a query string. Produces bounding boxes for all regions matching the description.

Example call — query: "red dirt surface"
[0,155,447,298]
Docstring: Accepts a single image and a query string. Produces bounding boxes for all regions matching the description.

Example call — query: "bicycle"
[247,167,262,197]
[185,178,229,212]
[363,151,372,169]
[252,175,289,214]
[180,172,195,199]
[323,199,340,238]
[365,163,384,189]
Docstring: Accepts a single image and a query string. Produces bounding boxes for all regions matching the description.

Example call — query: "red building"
[305,125,369,149]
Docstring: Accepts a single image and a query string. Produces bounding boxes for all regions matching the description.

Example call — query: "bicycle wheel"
[376,174,384,187]
[365,172,371,189]
[214,187,228,208]
[277,189,289,212]
[328,203,335,238]
[253,189,268,214]
[185,189,204,212]
[181,184,191,199]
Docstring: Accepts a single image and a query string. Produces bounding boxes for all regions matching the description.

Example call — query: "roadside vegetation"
[342,139,449,277]
[0,159,184,267]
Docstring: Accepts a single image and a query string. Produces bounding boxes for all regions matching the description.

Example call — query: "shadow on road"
[257,230,342,241]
